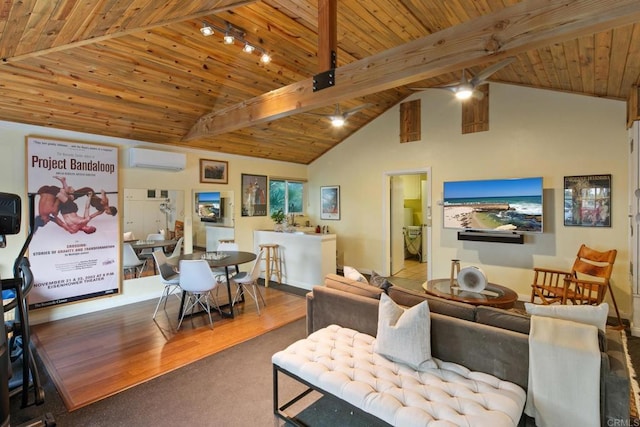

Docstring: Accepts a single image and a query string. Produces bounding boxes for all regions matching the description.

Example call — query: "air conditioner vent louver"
[129,147,186,171]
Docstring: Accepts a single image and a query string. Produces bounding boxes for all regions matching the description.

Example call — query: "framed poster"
[26,136,120,309]
[320,185,340,220]
[199,159,228,184]
[564,174,611,227]
[241,173,267,216]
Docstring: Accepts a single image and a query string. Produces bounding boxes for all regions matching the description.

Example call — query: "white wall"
[0,122,306,323]
[0,82,631,323]
[308,83,631,316]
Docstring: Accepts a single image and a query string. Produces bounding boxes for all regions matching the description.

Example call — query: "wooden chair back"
[566,244,617,305]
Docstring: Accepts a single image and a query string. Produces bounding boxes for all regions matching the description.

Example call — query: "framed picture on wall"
[241,173,267,216]
[563,174,611,227]
[200,159,228,184]
[320,185,340,220]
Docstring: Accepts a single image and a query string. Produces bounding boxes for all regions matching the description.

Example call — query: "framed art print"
[563,174,611,227]
[200,159,228,184]
[320,185,340,220]
[241,173,267,216]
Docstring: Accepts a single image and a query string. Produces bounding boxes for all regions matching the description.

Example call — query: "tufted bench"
[272,324,526,427]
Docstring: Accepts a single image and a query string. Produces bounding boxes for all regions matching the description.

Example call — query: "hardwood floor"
[31,284,306,411]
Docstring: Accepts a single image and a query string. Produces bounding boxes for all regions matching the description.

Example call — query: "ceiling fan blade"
[470,57,515,86]
[343,103,372,117]
[471,90,485,100]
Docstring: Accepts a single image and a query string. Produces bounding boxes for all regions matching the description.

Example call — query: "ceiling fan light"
[455,88,473,100]
[331,117,345,127]
[200,23,214,37]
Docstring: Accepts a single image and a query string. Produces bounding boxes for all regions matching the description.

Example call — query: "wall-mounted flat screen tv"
[443,177,543,233]
[195,191,223,222]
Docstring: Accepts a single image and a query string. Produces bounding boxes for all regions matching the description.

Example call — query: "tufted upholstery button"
[273,325,526,427]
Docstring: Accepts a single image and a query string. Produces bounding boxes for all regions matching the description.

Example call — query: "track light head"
[200,22,214,37]
[260,52,271,63]
[243,43,255,53]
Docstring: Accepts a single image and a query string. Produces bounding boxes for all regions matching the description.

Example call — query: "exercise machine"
[0,192,54,426]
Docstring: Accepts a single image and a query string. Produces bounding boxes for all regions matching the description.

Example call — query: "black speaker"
[0,193,20,236]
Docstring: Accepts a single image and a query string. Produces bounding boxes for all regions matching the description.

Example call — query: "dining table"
[128,239,177,274]
[128,239,177,252]
[172,251,257,319]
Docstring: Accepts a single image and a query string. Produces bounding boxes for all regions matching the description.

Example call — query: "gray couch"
[306,274,631,425]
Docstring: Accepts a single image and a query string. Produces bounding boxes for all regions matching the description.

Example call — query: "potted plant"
[271,209,286,231]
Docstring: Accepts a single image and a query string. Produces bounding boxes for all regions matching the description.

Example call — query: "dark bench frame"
[272,363,392,426]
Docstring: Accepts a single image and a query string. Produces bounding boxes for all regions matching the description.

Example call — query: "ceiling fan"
[308,103,372,127]
[412,57,515,100]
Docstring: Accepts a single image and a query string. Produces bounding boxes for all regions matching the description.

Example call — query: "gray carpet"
[9,278,639,426]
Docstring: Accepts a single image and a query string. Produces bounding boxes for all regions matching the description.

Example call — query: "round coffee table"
[422,279,518,309]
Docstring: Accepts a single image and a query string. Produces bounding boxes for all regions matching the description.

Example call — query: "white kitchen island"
[253,230,336,290]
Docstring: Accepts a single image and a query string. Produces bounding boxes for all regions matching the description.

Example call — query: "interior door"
[390,176,405,275]
[421,178,430,264]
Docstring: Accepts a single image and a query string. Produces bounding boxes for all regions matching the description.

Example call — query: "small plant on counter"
[271,209,286,224]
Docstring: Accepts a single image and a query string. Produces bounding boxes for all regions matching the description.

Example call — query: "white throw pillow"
[343,266,367,283]
[374,293,436,370]
[524,302,609,332]
[123,231,136,241]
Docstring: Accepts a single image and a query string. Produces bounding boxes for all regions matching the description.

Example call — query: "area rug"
[31,286,306,411]
[622,331,640,420]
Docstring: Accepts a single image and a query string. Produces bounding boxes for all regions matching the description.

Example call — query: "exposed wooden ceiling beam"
[1,0,256,64]
[317,0,337,72]
[185,0,640,141]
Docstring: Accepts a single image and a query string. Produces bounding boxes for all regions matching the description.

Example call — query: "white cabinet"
[253,230,336,290]
[123,188,182,239]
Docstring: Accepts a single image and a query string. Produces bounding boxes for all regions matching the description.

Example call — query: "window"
[269,179,304,215]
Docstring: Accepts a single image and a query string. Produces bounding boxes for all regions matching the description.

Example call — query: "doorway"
[383,168,431,285]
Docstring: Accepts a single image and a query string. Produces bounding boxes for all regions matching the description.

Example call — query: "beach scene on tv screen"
[443,177,543,232]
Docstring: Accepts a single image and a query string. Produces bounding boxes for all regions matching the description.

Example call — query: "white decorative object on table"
[457,266,487,292]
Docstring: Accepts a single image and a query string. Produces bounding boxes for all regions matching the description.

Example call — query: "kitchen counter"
[253,230,336,290]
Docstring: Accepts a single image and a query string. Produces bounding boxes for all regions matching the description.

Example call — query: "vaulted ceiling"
[1,0,640,164]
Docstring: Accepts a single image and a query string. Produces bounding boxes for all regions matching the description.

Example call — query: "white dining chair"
[212,242,239,283]
[167,236,184,261]
[152,251,181,319]
[178,260,222,330]
[122,243,146,278]
[139,233,166,258]
[230,249,266,315]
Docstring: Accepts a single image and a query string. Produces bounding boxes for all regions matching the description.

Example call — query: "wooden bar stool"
[258,243,282,287]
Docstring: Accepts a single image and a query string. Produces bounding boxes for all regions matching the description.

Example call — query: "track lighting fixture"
[200,19,272,64]
[200,22,214,37]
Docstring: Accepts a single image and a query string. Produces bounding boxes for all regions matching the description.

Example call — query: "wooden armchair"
[530,244,620,326]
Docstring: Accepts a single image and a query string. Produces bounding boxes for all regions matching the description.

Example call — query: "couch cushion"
[475,306,531,335]
[387,285,476,321]
[324,274,383,299]
[374,293,436,370]
[343,265,368,283]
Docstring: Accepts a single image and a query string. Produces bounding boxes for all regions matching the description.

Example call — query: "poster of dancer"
[26,136,120,309]
[241,173,267,216]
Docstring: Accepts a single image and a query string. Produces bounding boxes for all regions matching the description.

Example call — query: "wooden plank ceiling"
[0,0,639,165]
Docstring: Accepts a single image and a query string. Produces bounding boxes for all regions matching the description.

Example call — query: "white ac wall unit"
[129,147,186,171]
